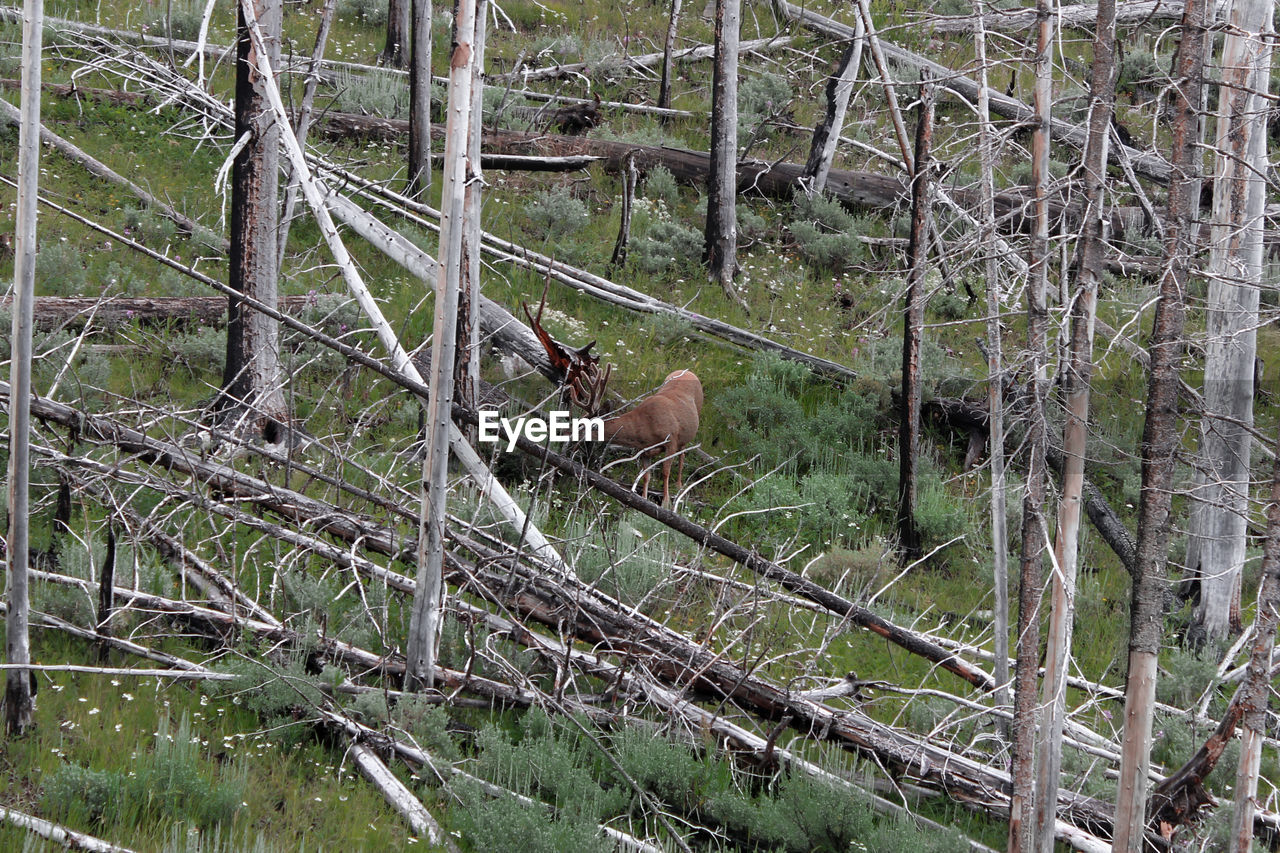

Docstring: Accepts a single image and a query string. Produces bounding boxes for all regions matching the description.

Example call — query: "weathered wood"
[4,295,314,330]
[773,0,1174,184]
[0,805,134,853]
[922,0,1222,33]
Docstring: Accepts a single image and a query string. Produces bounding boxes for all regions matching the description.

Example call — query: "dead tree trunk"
[1111,0,1209,846]
[383,0,410,68]
[896,79,933,563]
[611,152,639,268]
[657,0,683,112]
[277,0,336,269]
[1184,0,1274,646]
[405,0,477,691]
[1034,0,1115,846]
[802,17,863,195]
[704,0,747,311]
[3,0,41,737]
[974,7,1011,739]
[407,0,431,196]
[1008,2,1055,849]
[455,0,486,441]
[1230,441,1280,849]
[221,0,286,444]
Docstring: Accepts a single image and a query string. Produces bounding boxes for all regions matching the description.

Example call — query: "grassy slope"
[0,0,1275,850]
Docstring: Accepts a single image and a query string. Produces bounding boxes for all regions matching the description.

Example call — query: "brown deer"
[601,370,703,507]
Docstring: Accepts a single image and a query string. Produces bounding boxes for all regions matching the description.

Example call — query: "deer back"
[602,370,702,452]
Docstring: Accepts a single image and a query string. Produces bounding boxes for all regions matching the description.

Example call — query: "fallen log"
[0,805,135,853]
[771,0,1175,184]
[5,295,311,331]
[919,0,1222,33]
[492,34,791,83]
[348,741,457,849]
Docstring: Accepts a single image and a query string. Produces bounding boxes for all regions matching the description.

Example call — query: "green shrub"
[392,695,462,761]
[632,220,703,275]
[146,0,204,41]
[173,326,226,377]
[42,715,244,832]
[36,240,87,296]
[524,186,589,242]
[336,0,387,26]
[787,193,870,273]
[333,69,405,119]
[642,165,679,208]
[915,484,968,549]
[203,655,333,745]
[124,206,178,248]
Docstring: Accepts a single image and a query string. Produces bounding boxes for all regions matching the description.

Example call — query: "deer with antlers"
[599,369,703,507]
[523,278,702,506]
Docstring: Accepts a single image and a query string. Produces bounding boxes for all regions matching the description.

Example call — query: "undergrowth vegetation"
[0,0,1270,850]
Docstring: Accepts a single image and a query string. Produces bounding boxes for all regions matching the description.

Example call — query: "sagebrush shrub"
[36,240,87,296]
[633,220,702,275]
[524,186,589,241]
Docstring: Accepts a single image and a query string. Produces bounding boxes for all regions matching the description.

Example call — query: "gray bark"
[3,0,41,737]
[1034,0,1114,845]
[408,0,432,196]
[405,0,477,692]
[222,0,286,442]
[1111,0,1210,844]
[1230,442,1280,848]
[1008,1,1055,849]
[658,0,683,111]
[803,17,863,195]
[1185,0,1275,646]
[897,80,933,563]
[456,0,486,434]
[773,0,1174,184]
[973,7,1010,740]
[277,0,336,269]
[704,0,746,310]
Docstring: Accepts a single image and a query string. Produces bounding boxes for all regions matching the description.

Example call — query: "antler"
[521,266,613,417]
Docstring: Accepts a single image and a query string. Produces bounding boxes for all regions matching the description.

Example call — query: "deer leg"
[660,455,673,508]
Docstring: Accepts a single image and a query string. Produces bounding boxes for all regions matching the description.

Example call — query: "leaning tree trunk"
[896,80,933,564]
[405,0,477,692]
[1008,1,1055,849]
[277,0,336,270]
[221,0,286,443]
[407,0,431,196]
[1033,0,1114,846]
[974,5,1011,738]
[657,0,683,112]
[704,0,747,311]
[802,14,863,195]
[4,0,42,737]
[1230,437,1280,849]
[455,0,486,439]
[383,0,410,68]
[1111,0,1209,846]
[1184,0,1274,646]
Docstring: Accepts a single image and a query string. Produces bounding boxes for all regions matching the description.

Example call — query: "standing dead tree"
[1034,0,1116,845]
[219,0,286,444]
[406,0,478,692]
[407,0,431,196]
[897,78,933,563]
[1183,0,1275,646]
[704,0,747,311]
[1009,1,1056,849]
[801,14,863,195]
[1112,0,1211,845]
[3,0,42,737]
